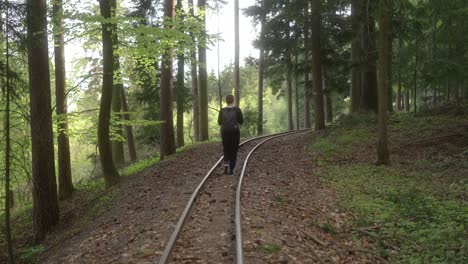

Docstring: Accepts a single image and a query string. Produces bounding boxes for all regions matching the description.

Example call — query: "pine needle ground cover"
[311,104,467,263]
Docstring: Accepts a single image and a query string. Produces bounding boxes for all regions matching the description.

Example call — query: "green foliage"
[312,108,468,263]
[312,125,374,159]
[19,246,46,261]
[257,243,282,254]
[320,221,337,235]
[273,194,288,206]
[120,156,160,176]
[327,164,466,263]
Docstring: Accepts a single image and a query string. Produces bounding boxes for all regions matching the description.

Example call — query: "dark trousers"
[221,128,240,170]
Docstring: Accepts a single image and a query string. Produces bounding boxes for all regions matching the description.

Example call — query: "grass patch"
[320,221,338,235]
[312,105,468,263]
[312,127,374,160]
[19,246,46,261]
[257,243,282,254]
[120,156,160,176]
[327,165,466,263]
[273,194,288,207]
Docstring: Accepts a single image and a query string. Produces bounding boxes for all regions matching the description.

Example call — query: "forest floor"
[1,103,466,264]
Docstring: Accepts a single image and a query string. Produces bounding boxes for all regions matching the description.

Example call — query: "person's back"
[218,95,243,175]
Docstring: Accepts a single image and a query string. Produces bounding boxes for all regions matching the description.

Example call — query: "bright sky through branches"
[205,0,258,74]
[64,0,259,79]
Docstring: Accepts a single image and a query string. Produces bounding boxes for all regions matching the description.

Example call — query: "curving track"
[158,129,309,264]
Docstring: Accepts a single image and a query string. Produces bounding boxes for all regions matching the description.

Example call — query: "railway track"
[158,129,309,264]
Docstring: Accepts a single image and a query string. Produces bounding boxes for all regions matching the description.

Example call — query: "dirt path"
[41,142,223,264]
[241,132,384,263]
[40,132,384,264]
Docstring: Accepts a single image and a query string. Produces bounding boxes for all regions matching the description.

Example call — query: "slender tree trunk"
[234,0,240,106]
[160,0,177,157]
[311,0,325,130]
[294,53,300,129]
[4,3,15,261]
[217,6,222,111]
[257,4,266,135]
[304,7,311,128]
[376,0,392,165]
[53,0,74,200]
[176,58,185,148]
[323,71,333,123]
[413,41,419,113]
[120,87,137,161]
[198,0,209,141]
[431,12,438,106]
[360,1,378,113]
[404,87,410,111]
[112,56,125,165]
[188,0,199,142]
[286,53,293,131]
[387,31,393,112]
[446,78,450,102]
[350,0,361,113]
[176,0,185,148]
[397,33,403,110]
[98,0,120,187]
[324,94,333,123]
[27,0,60,242]
[110,0,125,165]
[454,78,460,101]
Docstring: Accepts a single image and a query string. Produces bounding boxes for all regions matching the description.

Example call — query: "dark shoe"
[224,164,229,175]
[229,169,234,175]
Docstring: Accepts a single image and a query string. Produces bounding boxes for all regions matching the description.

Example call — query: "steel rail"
[158,130,302,264]
[235,129,309,264]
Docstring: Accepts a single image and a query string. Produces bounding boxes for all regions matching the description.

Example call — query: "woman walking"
[218,94,243,175]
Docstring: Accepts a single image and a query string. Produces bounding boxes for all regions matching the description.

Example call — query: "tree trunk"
[176,58,185,148]
[311,0,325,130]
[404,87,410,111]
[234,0,240,106]
[446,78,450,102]
[27,0,60,242]
[188,0,199,142]
[4,3,15,260]
[303,6,311,128]
[323,72,333,123]
[350,0,361,113]
[294,53,300,129]
[110,0,125,165]
[160,0,177,157]
[112,56,125,165]
[397,31,403,111]
[413,41,419,113]
[98,0,120,187]
[120,87,137,162]
[198,0,209,141]
[376,0,392,165]
[176,0,185,148]
[387,29,393,113]
[324,95,333,123]
[53,0,74,200]
[360,1,378,113]
[257,4,265,135]
[431,12,438,106]
[286,53,293,131]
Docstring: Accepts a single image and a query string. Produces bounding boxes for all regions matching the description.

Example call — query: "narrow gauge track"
[158,130,308,264]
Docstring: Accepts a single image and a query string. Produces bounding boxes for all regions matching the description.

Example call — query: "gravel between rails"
[168,136,285,264]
